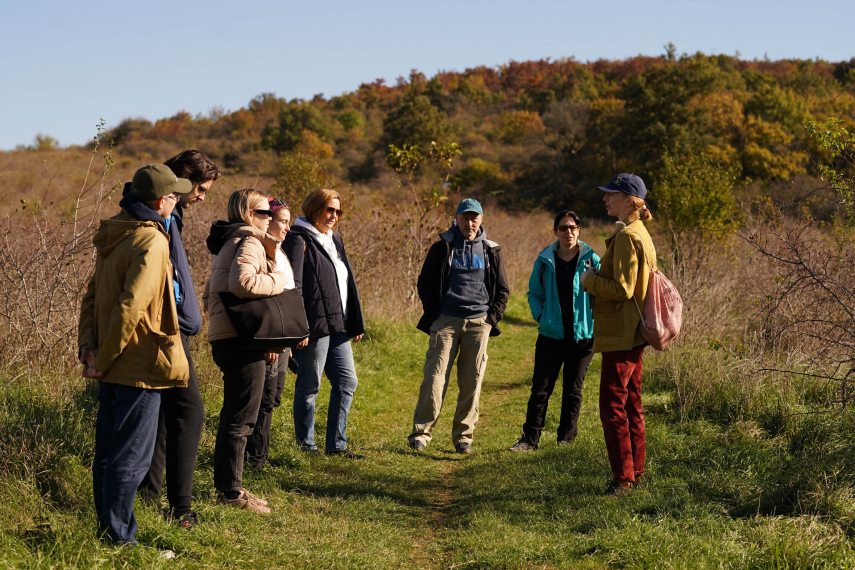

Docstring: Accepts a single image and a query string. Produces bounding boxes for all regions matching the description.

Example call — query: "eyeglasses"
[253,209,273,218]
[556,224,580,233]
[325,206,343,218]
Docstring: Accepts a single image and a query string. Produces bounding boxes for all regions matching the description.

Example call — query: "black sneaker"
[509,438,537,452]
[454,442,472,455]
[177,511,199,530]
[327,448,364,460]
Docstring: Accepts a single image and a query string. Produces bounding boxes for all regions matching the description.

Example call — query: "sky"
[1,0,853,150]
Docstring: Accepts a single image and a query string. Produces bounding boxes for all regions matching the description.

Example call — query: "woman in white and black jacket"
[283,188,365,458]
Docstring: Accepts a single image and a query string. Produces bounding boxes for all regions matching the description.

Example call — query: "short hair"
[227,188,268,225]
[163,149,220,185]
[301,188,341,225]
[628,196,653,221]
[553,209,581,230]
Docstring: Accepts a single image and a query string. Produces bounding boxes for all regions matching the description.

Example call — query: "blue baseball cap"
[597,173,647,200]
[456,198,483,215]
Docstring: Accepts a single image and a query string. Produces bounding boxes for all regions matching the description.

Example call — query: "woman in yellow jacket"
[581,173,656,495]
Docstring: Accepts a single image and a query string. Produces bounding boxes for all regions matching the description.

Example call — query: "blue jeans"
[93,382,161,544]
[293,333,358,452]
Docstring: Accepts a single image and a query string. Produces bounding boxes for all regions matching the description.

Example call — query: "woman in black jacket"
[283,188,364,458]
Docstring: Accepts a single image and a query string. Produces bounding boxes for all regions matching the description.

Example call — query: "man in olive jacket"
[78,164,191,544]
[408,198,509,454]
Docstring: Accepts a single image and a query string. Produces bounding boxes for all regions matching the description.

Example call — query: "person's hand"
[580,269,595,287]
[295,337,310,350]
[81,350,103,378]
[352,334,364,343]
[266,352,279,364]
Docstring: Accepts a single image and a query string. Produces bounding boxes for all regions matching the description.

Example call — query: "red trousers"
[599,345,646,483]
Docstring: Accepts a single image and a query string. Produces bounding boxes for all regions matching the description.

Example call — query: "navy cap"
[456,198,483,215]
[597,173,647,200]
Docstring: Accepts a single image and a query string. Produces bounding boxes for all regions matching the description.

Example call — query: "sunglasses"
[556,224,580,233]
[253,209,273,218]
[325,206,344,218]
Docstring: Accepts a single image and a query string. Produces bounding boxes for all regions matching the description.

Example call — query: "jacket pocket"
[149,331,189,385]
[594,299,624,336]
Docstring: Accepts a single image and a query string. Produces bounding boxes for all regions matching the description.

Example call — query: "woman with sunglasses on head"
[283,188,364,458]
[205,189,295,513]
[509,210,600,452]
[245,197,292,469]
[581,173,656,496]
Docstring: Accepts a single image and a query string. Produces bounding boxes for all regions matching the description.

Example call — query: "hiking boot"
[604,480,634,496]
[408,438,427,452]
[454,442,472,455]
[326,448,364,460]
[218,490,271,514]
[241,488,269,506]
[508,438,537,452]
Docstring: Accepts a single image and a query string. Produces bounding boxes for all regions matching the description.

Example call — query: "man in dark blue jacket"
[137,150,219,528]
[408,198,509,454]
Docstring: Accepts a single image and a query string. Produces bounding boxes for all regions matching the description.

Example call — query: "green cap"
[130,164,193,201]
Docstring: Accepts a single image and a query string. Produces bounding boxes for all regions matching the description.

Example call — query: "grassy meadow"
[0,290,852,568]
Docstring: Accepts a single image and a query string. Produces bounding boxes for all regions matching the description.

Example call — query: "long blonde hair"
[227,188,268,225]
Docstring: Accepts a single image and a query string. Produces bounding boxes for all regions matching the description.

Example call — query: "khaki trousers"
[410,314,491,446]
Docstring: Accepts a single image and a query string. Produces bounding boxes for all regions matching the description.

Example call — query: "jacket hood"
[206,221,246,254]
[538,239,594,264]
[93,214,164,257]
[205,221,279,255]
[119,182,168,225]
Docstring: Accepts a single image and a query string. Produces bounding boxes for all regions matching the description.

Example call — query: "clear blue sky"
[1,0,852,150]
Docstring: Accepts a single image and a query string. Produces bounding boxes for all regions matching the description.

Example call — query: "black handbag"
[219,288,309,351]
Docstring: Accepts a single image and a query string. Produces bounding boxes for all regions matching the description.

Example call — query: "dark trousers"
[599,345,646,483]
[137,334,204,515]
[246,350,290,468]
[211,338,266,495]
[93,382,161,544]
[521,335,594,445]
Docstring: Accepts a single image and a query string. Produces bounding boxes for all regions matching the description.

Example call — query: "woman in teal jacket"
[510,210,600,451]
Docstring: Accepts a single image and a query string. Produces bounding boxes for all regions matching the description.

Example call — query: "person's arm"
[228,238,287,298]
[417,242,443,307]
[582,233,638,301]
[527,257,545,322]
[488,247,510,326]
[93,231,169,374]
[78,272,97,353]
[282,233,305,289]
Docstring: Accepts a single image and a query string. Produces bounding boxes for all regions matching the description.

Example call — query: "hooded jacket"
[78,211,189,388]
[528,240,600,341]
[120,183,202,336]
[282,221,364,341]
[204,221,292,342]
[582,215,656,353]
[416,222,510,336]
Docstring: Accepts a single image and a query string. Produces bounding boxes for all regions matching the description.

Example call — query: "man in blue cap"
[408,198,510,454]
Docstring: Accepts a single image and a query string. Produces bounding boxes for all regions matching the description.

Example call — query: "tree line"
[93,50,855,218]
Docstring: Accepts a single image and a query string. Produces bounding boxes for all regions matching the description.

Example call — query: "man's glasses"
[326,206,344,218]
[253,209,273,218]
[556,224,580,233]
